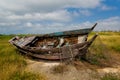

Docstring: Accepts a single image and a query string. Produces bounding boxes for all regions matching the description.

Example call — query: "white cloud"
[0,0,101,13]
[0,0,119,34]
[43,16,120,33]
[80,10,92,16]
[101,5,116,10]
[0,22,17,26]
[25,22,33,27]
[7,10,71,22]
[0,16,120,34]
[71,16,120,31]
[97,16,120,31]
[0,0,103,28]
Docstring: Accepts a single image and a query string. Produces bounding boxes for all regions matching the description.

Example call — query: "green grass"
[9,71,46,80]
[86,32,120,66]
[101,73,120,80]
[0,35,46,80]
[90,32,120,52]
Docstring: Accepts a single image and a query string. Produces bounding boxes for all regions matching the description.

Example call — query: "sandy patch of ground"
[97,67,120,74]
[25,59,120,80]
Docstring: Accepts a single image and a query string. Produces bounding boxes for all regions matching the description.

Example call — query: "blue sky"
[0,0,120,34]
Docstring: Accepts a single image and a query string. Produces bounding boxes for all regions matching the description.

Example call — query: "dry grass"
[9,71,46,80]
[90,32,120,52]
[100,73,120,80]
[86,32,120,67]
[0,35,46,80]
[51,63,69,74]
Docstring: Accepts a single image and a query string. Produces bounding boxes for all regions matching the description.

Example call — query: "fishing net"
[59,46,75,64]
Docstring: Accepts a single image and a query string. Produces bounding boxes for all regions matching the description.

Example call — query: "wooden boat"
[9,23,98,60]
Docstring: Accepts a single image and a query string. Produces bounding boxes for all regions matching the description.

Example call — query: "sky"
[0,0,120,34]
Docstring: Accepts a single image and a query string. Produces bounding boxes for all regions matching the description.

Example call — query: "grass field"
[86,32,120,67]
[0,35,46,80]
[0,32,120,80]
[90,31,120,52]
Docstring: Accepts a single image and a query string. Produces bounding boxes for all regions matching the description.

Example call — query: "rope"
[70,46,73,60]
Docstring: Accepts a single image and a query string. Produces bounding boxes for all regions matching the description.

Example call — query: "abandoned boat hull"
[9,23,98,60]
[10,34,98,60]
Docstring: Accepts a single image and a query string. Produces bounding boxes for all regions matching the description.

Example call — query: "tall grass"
[89,32,120,52]
[86,32,120,66]
[0,35,46,80]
